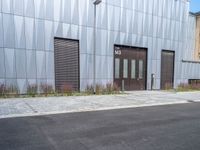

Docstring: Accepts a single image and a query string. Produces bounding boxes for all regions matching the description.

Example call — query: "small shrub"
[85,85,94,94]
[60,83,74,96]
[5,84,19,97]
[105,83,113,94]
[40,83,54,96]
[27,84,38,97]
[177,83,190,91]
[164,82,173,90]
[96,84,105,95]
[105,83,120,94]
[191,83,200,90]
[85,84,105,95]
[113,83,120,93]
[0,84,6,97]
[177,83,200,91]
[85,83,120,95]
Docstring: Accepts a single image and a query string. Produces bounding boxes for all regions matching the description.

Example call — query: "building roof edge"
[190,11,200,16]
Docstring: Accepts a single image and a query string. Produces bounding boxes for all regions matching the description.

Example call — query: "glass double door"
[114,46,147,91]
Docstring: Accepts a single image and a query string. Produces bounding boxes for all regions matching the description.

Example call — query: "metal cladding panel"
[24,0,35,18]
[3,14,15,48]
[14,15,26,49]
[0,13,3,47]
[54,38,80,91]
[0,1,1,12]
[13,0,24,15]
[2,0,13,13]
[0,48,5,78]
[26,50,37,79]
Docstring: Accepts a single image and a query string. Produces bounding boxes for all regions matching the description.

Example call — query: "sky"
[190,0,200,13]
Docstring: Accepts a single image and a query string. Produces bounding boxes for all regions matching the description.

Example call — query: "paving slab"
[0,91,200,119]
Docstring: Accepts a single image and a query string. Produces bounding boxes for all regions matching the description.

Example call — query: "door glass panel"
[131,60,136,79]
[139,60,143,79]
[123,59,128,78]
[115,58,120,79]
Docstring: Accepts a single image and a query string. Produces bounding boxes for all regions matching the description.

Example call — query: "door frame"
[113,44,148,91]
[160,50,175,90]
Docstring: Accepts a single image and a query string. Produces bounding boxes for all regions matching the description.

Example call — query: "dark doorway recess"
[114,45,147,91]
[161,50,175,90]
[188,79,200,85]
[54,38,80,92]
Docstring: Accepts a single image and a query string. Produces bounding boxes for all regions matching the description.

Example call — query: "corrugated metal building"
[0,0,199,93]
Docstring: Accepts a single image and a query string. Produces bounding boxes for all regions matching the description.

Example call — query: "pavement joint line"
[0,100,189,119]
[22,100,38,113]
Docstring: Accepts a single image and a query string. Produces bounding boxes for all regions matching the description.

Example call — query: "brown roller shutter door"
[54,38,80,92]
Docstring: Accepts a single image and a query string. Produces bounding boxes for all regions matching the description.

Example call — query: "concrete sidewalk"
[0,91,200,119]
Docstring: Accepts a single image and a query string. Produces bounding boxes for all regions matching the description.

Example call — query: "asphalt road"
[1,103,200,150]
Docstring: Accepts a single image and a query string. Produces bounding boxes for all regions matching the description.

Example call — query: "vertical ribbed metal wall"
[0,0,197,93]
